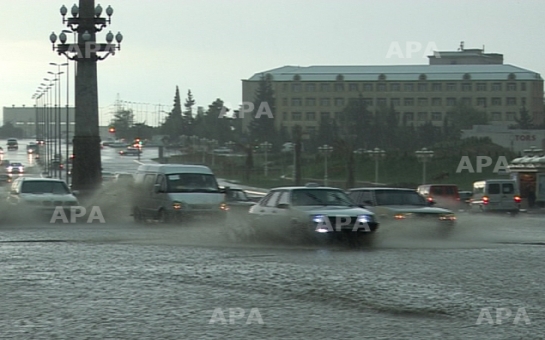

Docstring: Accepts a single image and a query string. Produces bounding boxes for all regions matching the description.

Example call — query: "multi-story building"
[242,48,544,137]
[3,105,75,139]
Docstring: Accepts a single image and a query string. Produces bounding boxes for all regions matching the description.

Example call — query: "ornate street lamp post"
[318,144,333,186]
[366,147,386,184]
[259,141,272,177]
[415,147,434,185]
[50,1,123,192]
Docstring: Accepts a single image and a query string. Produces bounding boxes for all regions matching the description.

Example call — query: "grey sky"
[1,0,544,125]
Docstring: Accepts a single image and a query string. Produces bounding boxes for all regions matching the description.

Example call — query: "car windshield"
[21,181,70,194]
[375,190,426,206]
[10,163,22,167]
[291,189,354,206]
[166,173,219,193]
[227,190,250,201]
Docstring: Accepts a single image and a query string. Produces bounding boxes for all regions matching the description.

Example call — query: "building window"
[431,112,442,121]
[417,98,428,106]
[461,83,472,91]
[291,83,302,92]
[363,98,373,106]
[320,112,330,121]
[291,98,302,106]
[506,112,516,121]
[306,83,316,92]
[491,112,502,121]
[431,83,442,91]
[377,98,387,107]
[403,98,414,106]
[462,97,471,105]
[446,98,456,106]
[305,112,316,121]
[292,112,302,121]
[320,83,330,92]
[477,98,487,106]
[476,83,487,91]
[404,83,414,92]
[377,83,386,92]
[417,83,428,92]
[320,98,330,106]
[282,98,288,106]
[391,98,400,106]
[431,98,442,106]
[305,98,316,106]
[363,83,373,92]
[417,112,428,121]
[283,112,289,121]
[334,98,345,107]
[446,83,457,91]
[404,112,414,121]
[507,83,517,91]
[521,82,527,91]
[491,83,502,91]
[390,83,400,91]
[506,97,517,106]
[491,97,501,106]
[334,83,344,92]
[348,83,359,91]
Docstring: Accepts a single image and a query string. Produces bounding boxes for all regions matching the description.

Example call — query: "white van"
[132,164,228,223]
[469,179,521,214]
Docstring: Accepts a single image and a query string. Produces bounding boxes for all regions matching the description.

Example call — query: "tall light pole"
[318,144,333,186]
[51,62,68,179]
[366,147,386,184]
[259,142,272,177]
[43,79,55,177]
[415,147,434,185]
[51,2,123,193]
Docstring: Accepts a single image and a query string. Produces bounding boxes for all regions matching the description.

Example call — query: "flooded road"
[0,214,544,339]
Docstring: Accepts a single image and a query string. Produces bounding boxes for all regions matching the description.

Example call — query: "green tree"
[111,109,134,139]
[161,86,184,142]
[514,105,534,129]
[183,89,196,135]
[444,102,488,140]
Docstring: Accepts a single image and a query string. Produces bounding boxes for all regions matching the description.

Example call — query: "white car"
[6,177,79,219]
[248,185,379,244]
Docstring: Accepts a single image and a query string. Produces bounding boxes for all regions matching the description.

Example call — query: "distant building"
[2,105,75,139]
[461,125,545,153]
[242,46,543,138]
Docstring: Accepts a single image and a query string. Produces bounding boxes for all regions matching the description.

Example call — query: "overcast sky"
[1,0,544,126]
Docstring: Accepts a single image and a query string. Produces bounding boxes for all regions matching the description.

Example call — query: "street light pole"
[318,144,333,186]
[51,1,123,192]
[259,141,272,177]
[415,147,434,185]
[366,147,386,184]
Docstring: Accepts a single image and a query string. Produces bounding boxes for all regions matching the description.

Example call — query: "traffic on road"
[1,138,544,338]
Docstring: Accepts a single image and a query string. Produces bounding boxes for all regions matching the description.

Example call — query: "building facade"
[3,106,75,139]
[242,49,544,137]
[462,125,545,153]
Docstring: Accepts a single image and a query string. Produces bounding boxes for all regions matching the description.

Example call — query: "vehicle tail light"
[483,196,489,205]
[427,197,433,202]
[514,195,521,203]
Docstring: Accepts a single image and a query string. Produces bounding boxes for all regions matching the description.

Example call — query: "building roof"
[246,64,542,82]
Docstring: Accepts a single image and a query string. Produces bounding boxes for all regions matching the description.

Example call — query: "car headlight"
[7,167,12,171]
[172,201,182,210]
[439,213,457,221]
[394,213,410,220]
[311,214,331,233]
[219,202,229,211]
[357,214,375,223]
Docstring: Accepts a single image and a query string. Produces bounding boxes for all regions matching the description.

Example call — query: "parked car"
[348,187,456,225]
[416,184,460,210]
[469,179,521,214]
[248,185,378,244]
[6,177,79,219]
